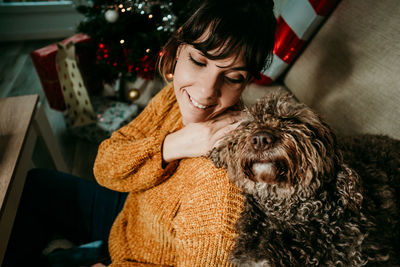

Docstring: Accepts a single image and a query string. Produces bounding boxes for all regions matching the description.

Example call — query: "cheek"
[220,87,243,107]
[173,59,196,87]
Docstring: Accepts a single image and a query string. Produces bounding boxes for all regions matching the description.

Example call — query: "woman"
[94,0,276,265]
[4,0,276,266]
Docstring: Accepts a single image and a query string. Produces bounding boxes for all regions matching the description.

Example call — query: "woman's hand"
[162,111,242,163]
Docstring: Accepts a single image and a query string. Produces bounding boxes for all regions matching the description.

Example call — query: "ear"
[208,142,230,169]
[176,44,183,60]
[335,164,363,213]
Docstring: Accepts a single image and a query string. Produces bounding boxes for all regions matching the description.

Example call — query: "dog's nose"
[251,131,275,151]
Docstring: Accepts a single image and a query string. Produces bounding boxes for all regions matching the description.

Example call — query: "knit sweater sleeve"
[108,262,166,266]
[93,84,180,192]
[173,158,244,266]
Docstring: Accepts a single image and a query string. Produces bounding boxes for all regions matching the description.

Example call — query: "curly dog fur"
[209,89,400,266]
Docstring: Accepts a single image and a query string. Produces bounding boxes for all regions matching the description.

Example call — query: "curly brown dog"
[209,89,400,266]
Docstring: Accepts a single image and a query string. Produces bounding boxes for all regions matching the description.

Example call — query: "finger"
[209,113,242,131]
[211,110,242,123]
[212,121,241,144]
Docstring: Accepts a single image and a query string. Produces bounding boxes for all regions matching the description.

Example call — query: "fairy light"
[118,4,123,8]
[121,8,126,12]
[120,39,125,44]
[148,14,153,19]
[146,49,150,53]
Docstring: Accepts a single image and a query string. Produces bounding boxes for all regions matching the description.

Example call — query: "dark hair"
[158,0,276,82]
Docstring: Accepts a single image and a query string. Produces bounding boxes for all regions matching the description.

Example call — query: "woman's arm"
[162,111,241,163]
[93,84,179,193]
[173,158,244,266]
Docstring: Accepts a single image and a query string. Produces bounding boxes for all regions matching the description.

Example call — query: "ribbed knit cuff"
[150,128,180,179]
[177,234,236,267]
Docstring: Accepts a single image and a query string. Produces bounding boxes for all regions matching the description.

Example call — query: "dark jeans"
[3,168,128,267]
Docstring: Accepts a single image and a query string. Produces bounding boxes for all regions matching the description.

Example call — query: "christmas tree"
[76,0,198,84]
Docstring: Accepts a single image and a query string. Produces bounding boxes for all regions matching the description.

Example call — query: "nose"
[251,131,275,151]
[199,73,220,99]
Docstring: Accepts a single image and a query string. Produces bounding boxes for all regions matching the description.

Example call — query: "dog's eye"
[239,121,251,128]
[280,117,301,125]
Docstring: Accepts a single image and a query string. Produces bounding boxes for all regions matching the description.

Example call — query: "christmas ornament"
[56,41,96,128]
[121,76,164,108]
[128,88,140,101]
[105,9,119,23]
[256,0,339,85]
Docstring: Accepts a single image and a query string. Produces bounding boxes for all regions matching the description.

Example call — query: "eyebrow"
[216,65,248,71]
[194,48,248,71]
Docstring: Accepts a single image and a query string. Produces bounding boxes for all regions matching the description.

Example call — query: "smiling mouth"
[186,91,214,109]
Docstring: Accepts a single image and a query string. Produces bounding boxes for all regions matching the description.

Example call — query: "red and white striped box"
[256,0,339,85]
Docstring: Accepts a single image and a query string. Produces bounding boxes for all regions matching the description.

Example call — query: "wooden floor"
[0,39,99,181]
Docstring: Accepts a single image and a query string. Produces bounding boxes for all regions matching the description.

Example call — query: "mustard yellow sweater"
[94,83,244,266]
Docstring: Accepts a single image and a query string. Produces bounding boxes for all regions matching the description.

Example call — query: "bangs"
[187,20,244,62]
[178,3,274,79]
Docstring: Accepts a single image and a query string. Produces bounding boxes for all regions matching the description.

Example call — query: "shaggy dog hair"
[209,89,400,266]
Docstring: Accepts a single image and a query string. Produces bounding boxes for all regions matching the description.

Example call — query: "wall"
[0,1,83,42]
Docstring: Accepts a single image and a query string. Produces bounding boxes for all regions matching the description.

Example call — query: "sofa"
[243,0,400,141]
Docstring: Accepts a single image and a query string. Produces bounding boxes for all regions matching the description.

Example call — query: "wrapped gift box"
[31,33,92,111]
[66,97,139,143]
[56,41,97,128]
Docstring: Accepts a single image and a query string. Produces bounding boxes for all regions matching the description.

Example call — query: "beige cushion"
[284,0,400,139]
[242,83,290,107]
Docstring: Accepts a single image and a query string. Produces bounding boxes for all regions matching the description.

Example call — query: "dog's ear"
[208,141,230,169]
[335,164,363,213]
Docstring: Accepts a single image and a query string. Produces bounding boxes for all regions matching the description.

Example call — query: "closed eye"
[189,53,245,84]
[189,54,206,67]
[226,76,244,84]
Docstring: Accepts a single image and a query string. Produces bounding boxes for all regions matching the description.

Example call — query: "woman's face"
[173,44,249,125]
